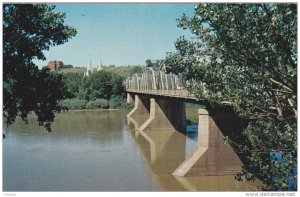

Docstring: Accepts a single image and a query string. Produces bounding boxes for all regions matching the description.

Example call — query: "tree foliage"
[165,4,297,190]
[3,4,77,131]
[145,59,153,67]
[86,99,109,109]
[129,66,143,75]
[62,71,125,101]
[60,99,88,110]
[62,64,74,69]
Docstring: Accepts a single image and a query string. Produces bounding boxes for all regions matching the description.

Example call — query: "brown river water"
[3,110,259,191]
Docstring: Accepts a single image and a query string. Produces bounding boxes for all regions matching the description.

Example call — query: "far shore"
[61,109,121,112]
[61,108,121,112]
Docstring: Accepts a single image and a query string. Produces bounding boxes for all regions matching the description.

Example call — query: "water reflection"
[4,111,160,191]
[6,110,122,133]
[186,124,198,142]
[127,115,260,191]
[127,116,187,190]
[3,111,260,191]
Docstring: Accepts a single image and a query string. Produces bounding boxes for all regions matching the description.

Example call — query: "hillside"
[54,65,145,78]
[104,65,144,78]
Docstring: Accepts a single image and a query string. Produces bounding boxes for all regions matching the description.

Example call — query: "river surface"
[3,110,258,191]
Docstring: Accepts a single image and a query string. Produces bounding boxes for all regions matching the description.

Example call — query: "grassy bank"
[186,103,205,124]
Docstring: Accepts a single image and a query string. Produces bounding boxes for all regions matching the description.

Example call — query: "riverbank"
[59,98,133,111]
[62,108,120,112]
[62,103,201,125]
[185,103,205,124]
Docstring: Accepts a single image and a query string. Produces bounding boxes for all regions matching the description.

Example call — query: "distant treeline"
[60,71,130,110]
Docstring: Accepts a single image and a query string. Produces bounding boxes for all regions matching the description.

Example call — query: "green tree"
[3,4,77,131]
[62,72,84,98]
[83,71,113,100]
[145,59,153,67]
[166,4,297,190]
[61,70,125,102]
[110,73,125,97]
[129,66,143,75]
[62,64,74,69]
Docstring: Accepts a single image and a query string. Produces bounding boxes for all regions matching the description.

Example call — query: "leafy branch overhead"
[165,4,297,191]
[3,4,77,131]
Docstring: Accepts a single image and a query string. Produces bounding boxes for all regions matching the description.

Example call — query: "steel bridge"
[125,67,198,100]
[125,66,244,177]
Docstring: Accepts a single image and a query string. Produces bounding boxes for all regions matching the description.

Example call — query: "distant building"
[97,64,103,71]
[48,60,64,70]
[84,54,104,76]
[97,54,103,71]
[84,59,93,77]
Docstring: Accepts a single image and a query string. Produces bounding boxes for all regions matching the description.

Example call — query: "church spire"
[89,54,92,66]
[84,54,93,77]
[97,53,103,71]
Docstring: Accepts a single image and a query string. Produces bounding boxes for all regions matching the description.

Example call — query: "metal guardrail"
[125,67,198,100]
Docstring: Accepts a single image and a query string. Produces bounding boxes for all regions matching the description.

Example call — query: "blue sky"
[33,3,195,68]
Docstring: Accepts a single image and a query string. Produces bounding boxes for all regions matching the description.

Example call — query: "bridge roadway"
[126,89,199,101]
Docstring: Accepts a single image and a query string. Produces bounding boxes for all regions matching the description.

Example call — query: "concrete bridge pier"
[127,93,134,104]
[127,94,150,126]
[127,93,243,177]
[173,109,243,176]
[137,97,186,132]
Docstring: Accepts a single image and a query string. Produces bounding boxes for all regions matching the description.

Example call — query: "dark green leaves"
[3,4,77,132]
[62,71,125,101]
[166,3,297,191]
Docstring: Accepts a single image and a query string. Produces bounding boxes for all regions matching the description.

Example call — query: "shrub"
[86,99,109,109]
[109,96,125,109]
[124,102,134,110]
[60,99,88,110]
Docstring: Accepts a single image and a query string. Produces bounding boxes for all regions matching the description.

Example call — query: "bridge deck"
[126,89,198,100]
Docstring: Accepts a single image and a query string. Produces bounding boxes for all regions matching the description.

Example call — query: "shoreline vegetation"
[59,100,200,125]
[58,70,131,111]
[57,68,201,125]
[5,64,200,127]
[62,108,120,112]
[59,97,133,111]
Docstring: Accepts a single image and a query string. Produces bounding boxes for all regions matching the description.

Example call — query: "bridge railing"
[125,67,196,99]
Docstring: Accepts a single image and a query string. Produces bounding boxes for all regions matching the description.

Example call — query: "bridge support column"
[127,95,150,122]
[127,93,134,104]
[173,109,243,176]
[137,97,186,132]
